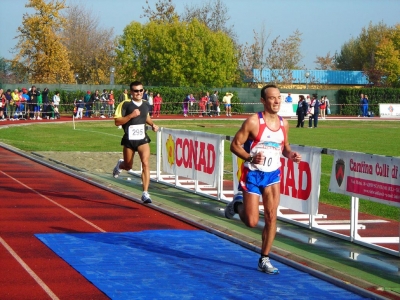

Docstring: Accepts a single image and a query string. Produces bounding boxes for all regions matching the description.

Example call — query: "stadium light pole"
[305,71,310,89]
[110,66,115,85]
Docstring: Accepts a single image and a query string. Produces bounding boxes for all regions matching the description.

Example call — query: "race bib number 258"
[128,124,145,140]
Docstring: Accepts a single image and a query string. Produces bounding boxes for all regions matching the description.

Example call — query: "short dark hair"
[261,84,278,99]
[130,81,143,91]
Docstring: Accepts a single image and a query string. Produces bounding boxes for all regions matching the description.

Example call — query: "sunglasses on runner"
[132,89,144,93]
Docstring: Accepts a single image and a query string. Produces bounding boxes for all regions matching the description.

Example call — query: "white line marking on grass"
[0,170,106,233]
[0,235,60,300]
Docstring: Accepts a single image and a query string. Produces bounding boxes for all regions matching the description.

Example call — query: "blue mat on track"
[36,230,366,299]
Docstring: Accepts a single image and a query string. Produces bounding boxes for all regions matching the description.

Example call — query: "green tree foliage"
[375,38,400,87]
[116,19,238,87]
[336,22,390,71]
[335,22,400,86]
[13,0,73,84]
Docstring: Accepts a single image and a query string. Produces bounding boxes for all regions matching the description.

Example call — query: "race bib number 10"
[128,124,145,140]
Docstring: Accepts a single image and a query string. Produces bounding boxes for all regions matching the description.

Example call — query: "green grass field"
[1,119,399,221]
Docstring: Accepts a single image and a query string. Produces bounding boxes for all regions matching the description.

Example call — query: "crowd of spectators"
[0,86,118,121]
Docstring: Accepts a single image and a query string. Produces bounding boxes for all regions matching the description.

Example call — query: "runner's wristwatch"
[246,156,253,163]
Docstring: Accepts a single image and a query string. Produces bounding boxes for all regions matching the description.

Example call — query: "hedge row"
[337,88,400,116]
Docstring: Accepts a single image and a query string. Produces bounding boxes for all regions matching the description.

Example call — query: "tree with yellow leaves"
[12,0,73,84]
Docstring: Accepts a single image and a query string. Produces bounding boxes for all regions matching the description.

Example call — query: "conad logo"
[174,137,216,174]
[280,158,312,200]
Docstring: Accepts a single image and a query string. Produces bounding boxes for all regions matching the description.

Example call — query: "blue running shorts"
[239,168,281,195]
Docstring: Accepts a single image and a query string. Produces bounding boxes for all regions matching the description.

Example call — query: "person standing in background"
[147,92,154,117]
[222,92,234,117]
[100,89,108,118]
[324,95,330,116]
[358,93,364,117]
[118,89,129,104]
[296,95,307,128]
[28,86,38,120]
[75,97,85,119]
[53,91,61,110]
[84,91,91,118]
[285,93,292,103]
[42,88,50,119]
[10,89,19,120]
[209,90,218,117]
[4,89,12,120]
[183,94,195,117]
[199,93,208,117]
[143,90,148,101]
[0,89,5,121]
[308,95,319,128]
[362,94,369,117]
[34,88,43,120]
[108,90,115,118]
[319,96,326,119]
[153,93,163,117]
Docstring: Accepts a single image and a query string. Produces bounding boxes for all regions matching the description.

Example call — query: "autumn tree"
[265,30,303,84]
[62,4,116,84]
[336,22,390,71]
[375,37,400,87]
[116,19,238,87]
[314,52,337,70]
[12,0,73,84]
[335,22,394,85]
[181,0,236,41]
[141,0,178,23]
[239,23,270,85]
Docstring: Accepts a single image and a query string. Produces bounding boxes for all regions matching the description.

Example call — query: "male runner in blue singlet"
[113,81,159,203]
[225,84,301,274]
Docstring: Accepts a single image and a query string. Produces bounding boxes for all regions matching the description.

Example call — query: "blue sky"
[1,0,399,69]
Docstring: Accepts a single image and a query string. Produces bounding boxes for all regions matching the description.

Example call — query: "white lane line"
[0,170,108,299]
[0,170,106,232]
[0,235,60,300]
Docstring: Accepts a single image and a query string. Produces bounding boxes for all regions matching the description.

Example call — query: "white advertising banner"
[329,150,400,207]
[379,103,400,118]
[232,145,322,215]
[279,93,310,117]
[161,128,223,187]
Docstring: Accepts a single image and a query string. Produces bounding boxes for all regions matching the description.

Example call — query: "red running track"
[0,147,196,299]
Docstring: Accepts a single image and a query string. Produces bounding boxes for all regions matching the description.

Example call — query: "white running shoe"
[141,192,152,204]
[113,159,123,178]
[224,192,243,219]
[258,256,279,274]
